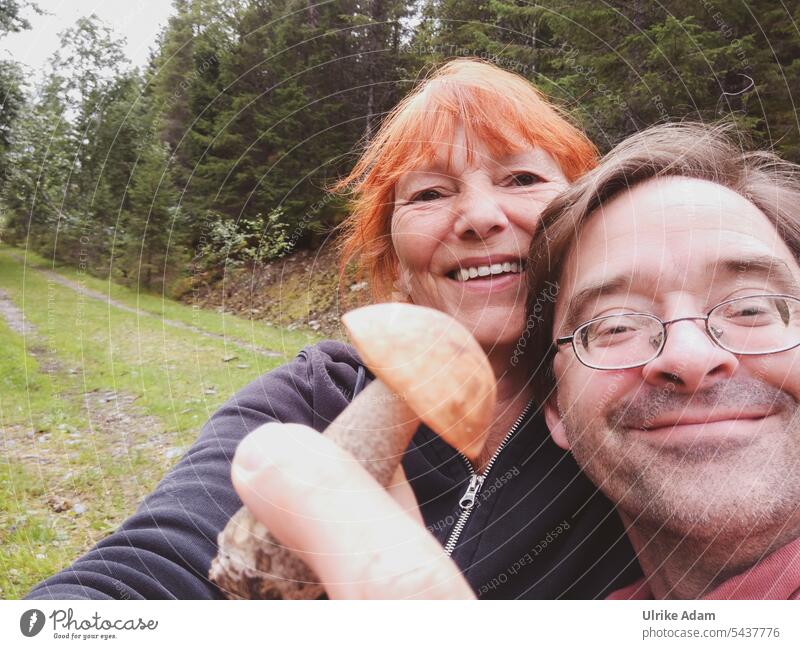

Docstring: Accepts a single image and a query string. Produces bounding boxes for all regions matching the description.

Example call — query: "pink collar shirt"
[608,535,800,600]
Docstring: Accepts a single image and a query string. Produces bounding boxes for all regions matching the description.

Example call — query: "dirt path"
[0,253,239,596]
[2,389,173,489]
[8,253,282,358]
[0,283,173,462]
[0,288,33,336]
[0,287,63,376]
[0,284,179,532]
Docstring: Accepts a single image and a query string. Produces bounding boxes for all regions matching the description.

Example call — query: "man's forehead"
[582,176,773,241]
[600,174,753,212]
[554,177,800,324]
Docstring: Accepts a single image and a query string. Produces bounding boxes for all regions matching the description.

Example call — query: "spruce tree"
[119,139,184,291]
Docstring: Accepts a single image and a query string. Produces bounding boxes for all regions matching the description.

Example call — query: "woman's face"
[391,130,568,350]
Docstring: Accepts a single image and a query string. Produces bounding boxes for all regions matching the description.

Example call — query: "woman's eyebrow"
[497,150,554,170]
[395,170,448,196]
[403,167,449,178]
[498,151,538,165]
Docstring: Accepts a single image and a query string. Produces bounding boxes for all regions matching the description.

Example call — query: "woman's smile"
[444,257,527,293]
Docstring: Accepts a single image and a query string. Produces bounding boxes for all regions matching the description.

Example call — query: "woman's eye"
[508,172,543,187]
[411,189,443,202]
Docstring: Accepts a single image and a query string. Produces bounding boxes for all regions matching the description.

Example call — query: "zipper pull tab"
[458,474,485,510]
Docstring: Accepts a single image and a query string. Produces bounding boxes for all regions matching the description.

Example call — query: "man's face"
[545,176,800,538]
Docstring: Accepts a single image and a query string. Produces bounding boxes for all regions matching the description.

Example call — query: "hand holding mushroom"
[208,303,496,599]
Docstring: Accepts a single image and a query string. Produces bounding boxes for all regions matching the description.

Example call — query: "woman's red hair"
[336,58,598,301]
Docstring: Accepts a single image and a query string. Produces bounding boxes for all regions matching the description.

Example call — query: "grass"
[0,307,87,597]
[0,245,324,597]
[8,245,319,355]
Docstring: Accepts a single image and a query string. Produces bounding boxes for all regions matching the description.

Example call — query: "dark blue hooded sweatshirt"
[26,341,640,599]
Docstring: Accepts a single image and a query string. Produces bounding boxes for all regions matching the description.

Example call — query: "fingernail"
[232,430,274,484]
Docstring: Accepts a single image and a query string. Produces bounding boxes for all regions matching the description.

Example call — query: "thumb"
[231,422,475,599]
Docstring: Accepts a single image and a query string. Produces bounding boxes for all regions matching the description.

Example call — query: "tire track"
[0,287,60,375]
[0,287,34,337]
[0,272,192,540]
[6,253,283,358]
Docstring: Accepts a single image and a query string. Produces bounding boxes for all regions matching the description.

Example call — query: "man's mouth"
[624,410,781,448]
[607,380,796,447]
[637,409,776,431]
[626,416,777,453]
[445,258,526,282]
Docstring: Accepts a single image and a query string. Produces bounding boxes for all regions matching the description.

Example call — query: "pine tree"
[192,0,359,252]
[119,140,184,291]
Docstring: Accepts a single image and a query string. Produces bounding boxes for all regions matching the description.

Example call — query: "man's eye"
[508,173,543,187]
[411,189,443,202]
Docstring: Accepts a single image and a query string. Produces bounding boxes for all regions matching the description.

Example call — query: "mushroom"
[209,303,497,599]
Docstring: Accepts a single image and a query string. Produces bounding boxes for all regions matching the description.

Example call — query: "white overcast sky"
[2,0,176,77]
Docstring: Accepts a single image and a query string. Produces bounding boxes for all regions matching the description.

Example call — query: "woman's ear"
[544,396,570,451]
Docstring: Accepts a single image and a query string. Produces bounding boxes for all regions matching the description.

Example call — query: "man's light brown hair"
[525,122,800,404]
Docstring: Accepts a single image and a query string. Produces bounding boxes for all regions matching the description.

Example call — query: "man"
[231,123,800,599]
[525,122,800,599]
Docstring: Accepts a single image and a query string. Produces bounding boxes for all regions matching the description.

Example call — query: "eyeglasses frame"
[554,293,800,371]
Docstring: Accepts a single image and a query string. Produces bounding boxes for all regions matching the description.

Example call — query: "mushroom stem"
[209,379,419,599]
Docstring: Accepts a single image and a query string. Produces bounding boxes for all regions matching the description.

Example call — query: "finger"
[232,422,474,599]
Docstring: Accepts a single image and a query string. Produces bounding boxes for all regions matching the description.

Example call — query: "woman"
[26,58,640,600]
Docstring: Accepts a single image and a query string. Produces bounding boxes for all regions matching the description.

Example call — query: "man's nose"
[640,319,739,392]
[452,185,509,239]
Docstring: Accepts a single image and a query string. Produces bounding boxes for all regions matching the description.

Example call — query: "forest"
[1,0,798,294]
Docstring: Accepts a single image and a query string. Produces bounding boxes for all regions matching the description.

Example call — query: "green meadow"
[0,245,321,597]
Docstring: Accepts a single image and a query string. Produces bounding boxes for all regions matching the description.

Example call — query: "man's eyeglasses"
[555,294,800,370]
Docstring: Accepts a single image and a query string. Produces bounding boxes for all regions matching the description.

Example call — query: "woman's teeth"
[452,262,523,282]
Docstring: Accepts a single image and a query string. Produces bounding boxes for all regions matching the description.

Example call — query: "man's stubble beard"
[561,396,800,542]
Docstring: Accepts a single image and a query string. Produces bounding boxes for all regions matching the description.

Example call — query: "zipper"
[442,399,535,556]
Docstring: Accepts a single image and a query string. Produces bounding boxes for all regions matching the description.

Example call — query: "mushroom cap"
[342,303,496,461]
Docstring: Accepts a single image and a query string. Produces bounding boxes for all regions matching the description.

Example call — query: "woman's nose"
[640,319,739,392]
[452,186,509,239]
